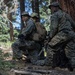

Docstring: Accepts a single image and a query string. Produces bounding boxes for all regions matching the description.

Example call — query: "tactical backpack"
[32,22,47,41]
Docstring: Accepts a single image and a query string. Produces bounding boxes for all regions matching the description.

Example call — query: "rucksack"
[32,22,47,41]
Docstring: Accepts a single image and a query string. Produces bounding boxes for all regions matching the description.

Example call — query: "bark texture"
[32,0,40,22]
[19,0,25,30]
[51,0,75,21]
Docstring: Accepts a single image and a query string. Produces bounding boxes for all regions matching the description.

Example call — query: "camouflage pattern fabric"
[36,10,75,68]
[65,36,75,68]
[21,18,36,37]
[47,10,75,67]
[12,39,41,63]
[12,18,41,64]
[12,39,23,59]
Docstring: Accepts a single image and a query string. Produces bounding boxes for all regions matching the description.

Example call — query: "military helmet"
[48,2,61,9]
[31,12,38,18]
[21,11,30,17]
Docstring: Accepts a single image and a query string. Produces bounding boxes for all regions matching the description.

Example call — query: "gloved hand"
[18,34,25,39]
[18,34,25,43]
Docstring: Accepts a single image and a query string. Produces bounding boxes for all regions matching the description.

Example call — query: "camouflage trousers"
[43,31,68,66]
[37,31,68,66]
[65,39,75,68]
[12,39,41,64]
[46,31,75,68]
[35,31,75,69]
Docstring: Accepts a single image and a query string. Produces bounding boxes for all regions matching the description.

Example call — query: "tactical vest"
[32,22,47,41]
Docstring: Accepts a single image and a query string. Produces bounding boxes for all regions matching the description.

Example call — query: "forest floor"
[0,43,75,75]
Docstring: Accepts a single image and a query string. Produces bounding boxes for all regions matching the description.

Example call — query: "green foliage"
[39,0,51,32]
[0,10,2,14]
[0,50,14,70]
[2,27,9,34]
[0,16,9,35]
[0,16,10,42]
[4,53,10,57]
[0,34,10,42]
[14,29,19,37]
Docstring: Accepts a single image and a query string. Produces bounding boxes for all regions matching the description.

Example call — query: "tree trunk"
[7,13,14,41]
[19,0,25,30]
[50,0,75,21]
[32,0,35,12]
[58,0,75,21]
[32,0,40,22]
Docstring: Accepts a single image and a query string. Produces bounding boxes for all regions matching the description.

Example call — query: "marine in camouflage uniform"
[12,12,41,64]
[46,2,75,70]
[36,2,75,70]
[31,13,47,60]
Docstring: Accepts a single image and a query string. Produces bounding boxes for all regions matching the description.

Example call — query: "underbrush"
[0,41,15,75]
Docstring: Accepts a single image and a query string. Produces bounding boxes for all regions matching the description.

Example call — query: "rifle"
[38,40,48,58]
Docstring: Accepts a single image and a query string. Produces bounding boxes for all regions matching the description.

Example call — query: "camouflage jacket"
[21,18,36,38]
[50,9,75,39]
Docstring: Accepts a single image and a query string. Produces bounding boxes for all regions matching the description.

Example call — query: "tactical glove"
[18,34,25,43]
[18,34,25,39]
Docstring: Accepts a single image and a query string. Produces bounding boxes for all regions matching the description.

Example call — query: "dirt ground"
[9,61,75,75]
[1,47,75,75]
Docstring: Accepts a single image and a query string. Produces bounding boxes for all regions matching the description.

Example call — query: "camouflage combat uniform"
[45,9,75,68]
[35,2,75,69]
[12,18,41,63]
[65,31,75,68]
[30,12,47,60]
